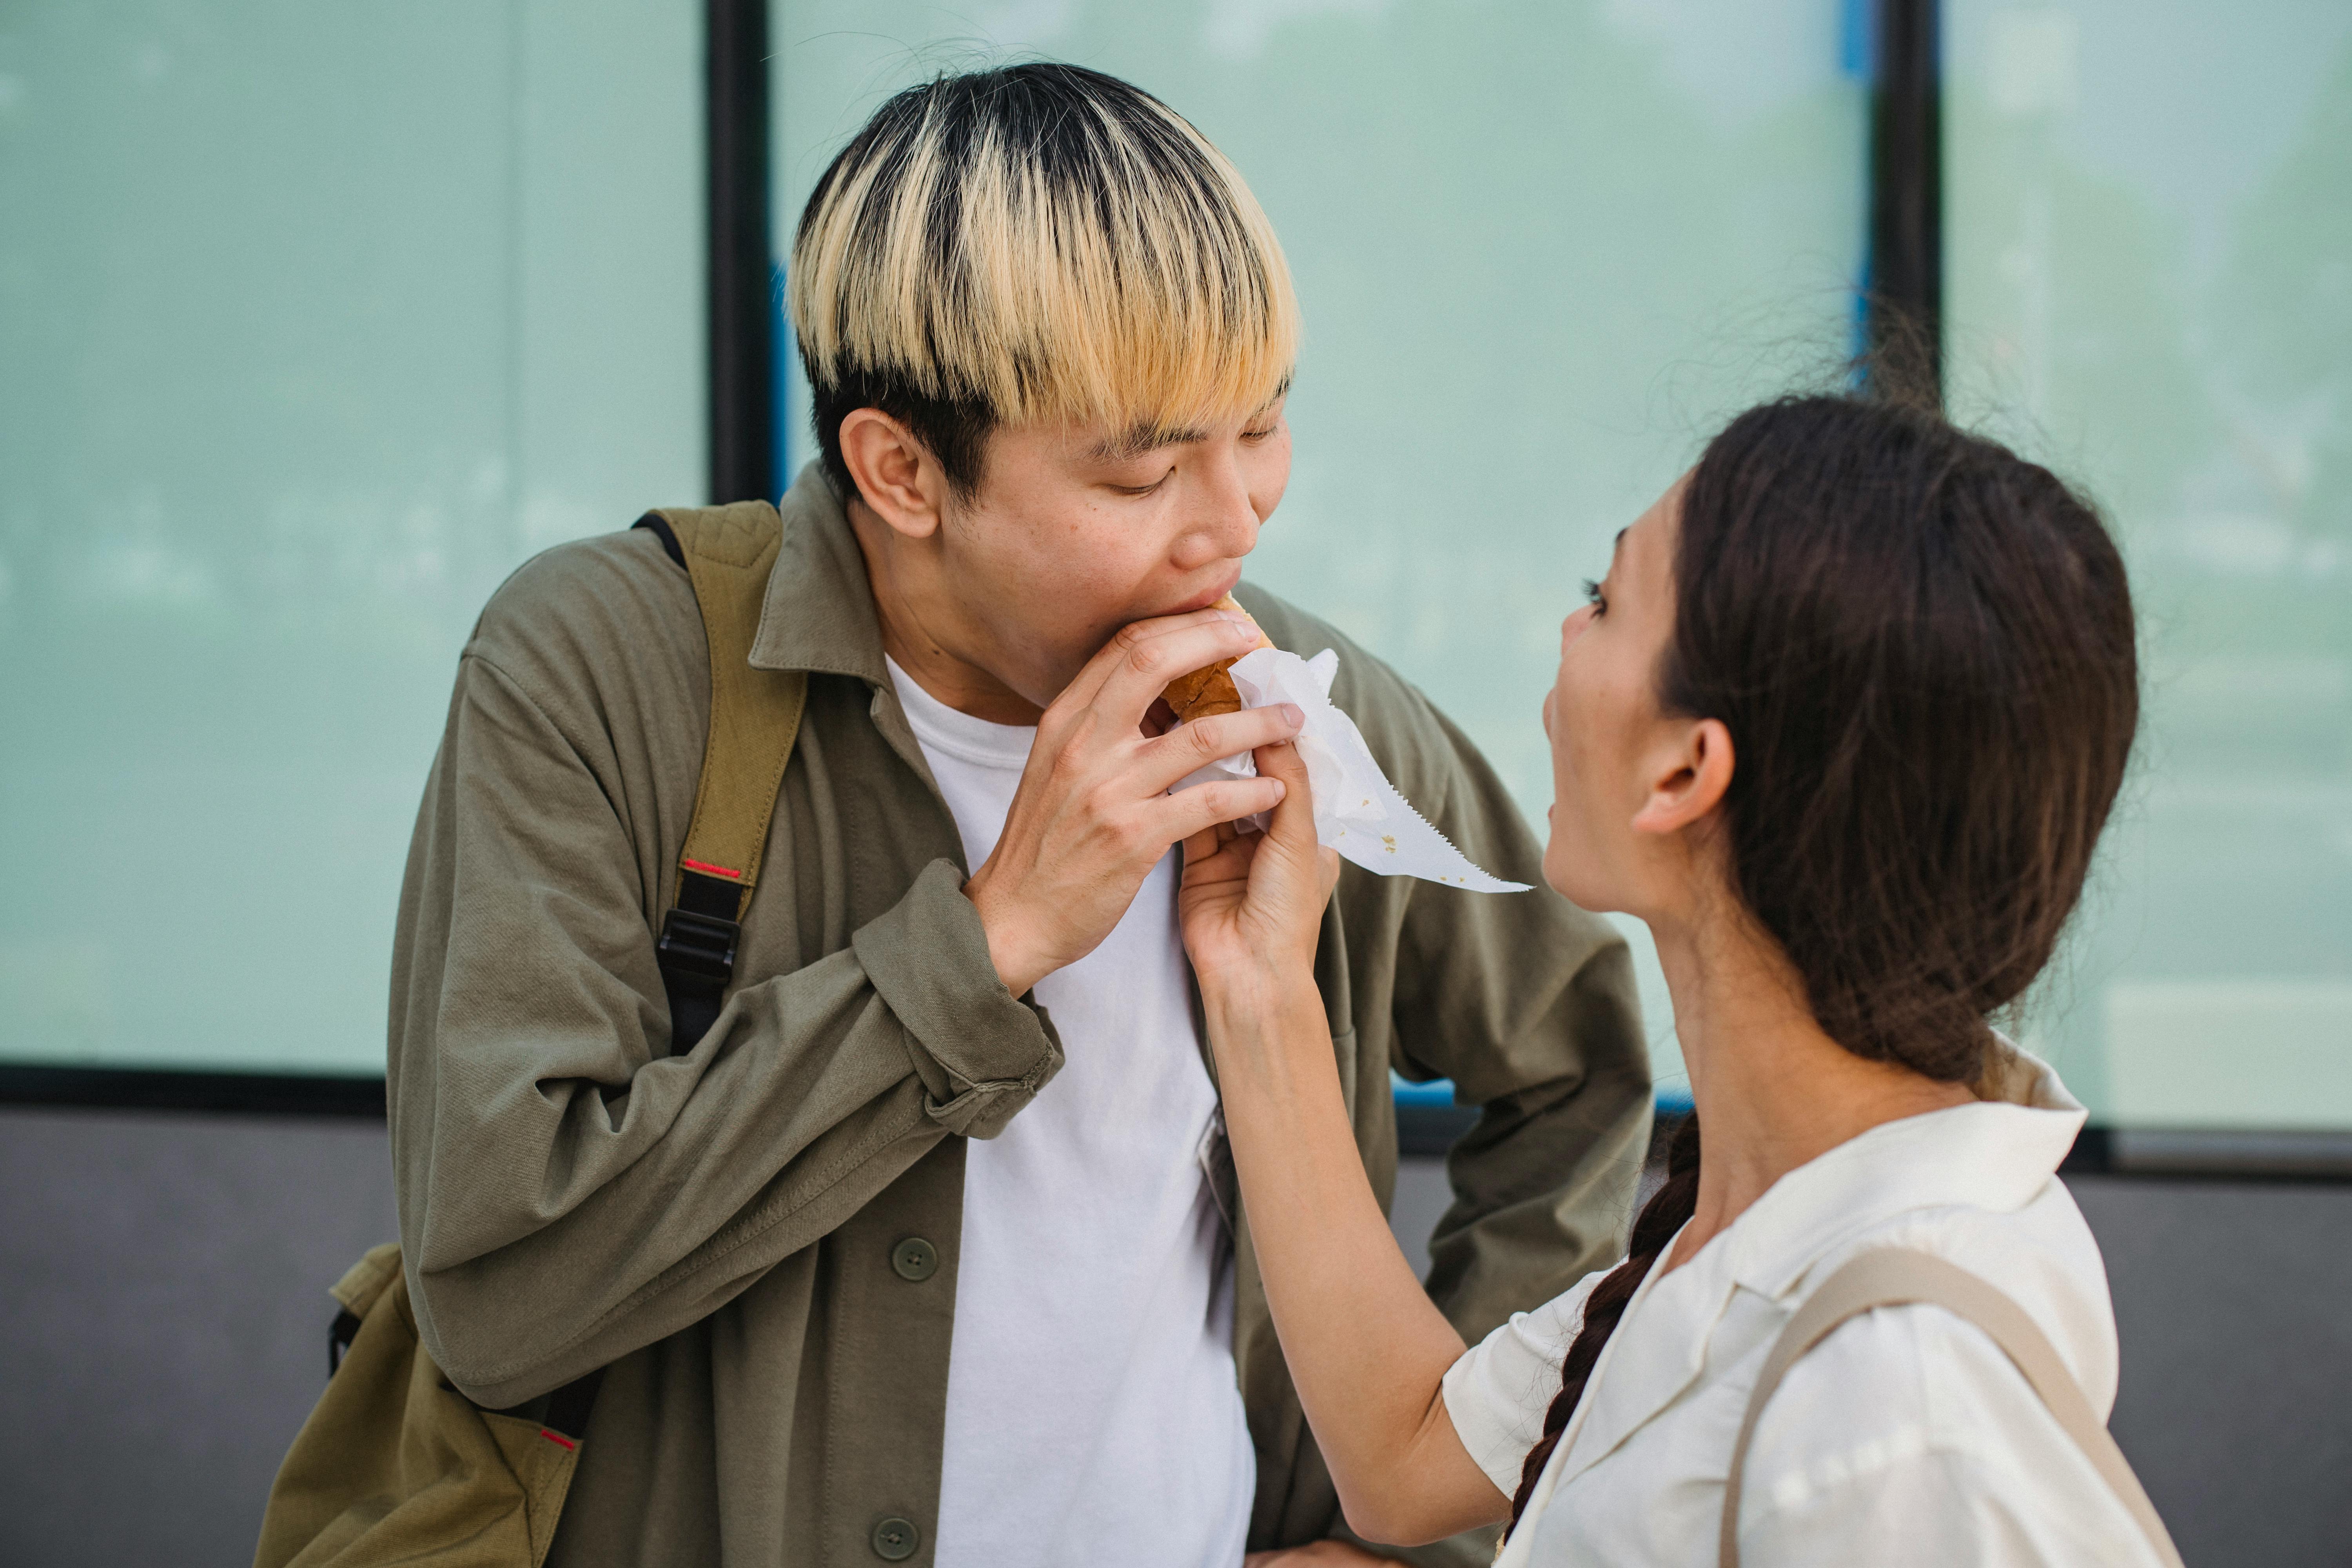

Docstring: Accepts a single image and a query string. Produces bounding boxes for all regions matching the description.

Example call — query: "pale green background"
[3,1,2344,1132]
[0,2,705,1073]
[775,0,1878,1103]
[1943,0,2352,1126]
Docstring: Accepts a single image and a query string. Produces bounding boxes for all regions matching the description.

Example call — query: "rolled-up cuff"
[851,858,1063,1138]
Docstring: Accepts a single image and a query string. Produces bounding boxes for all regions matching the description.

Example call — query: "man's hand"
[1242,1543,1399,1566]
[963,608,1304,995]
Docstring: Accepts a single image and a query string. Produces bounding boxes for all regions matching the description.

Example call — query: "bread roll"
[1161,595,1276,722]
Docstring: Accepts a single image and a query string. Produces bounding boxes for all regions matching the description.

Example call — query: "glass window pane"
[0,3,706,1074]
[1945,0,2352,1129]
[775,0,1872,1095]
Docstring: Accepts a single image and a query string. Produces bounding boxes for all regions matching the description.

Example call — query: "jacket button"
[890,1237,938,1282]
[871,1515,920,1560]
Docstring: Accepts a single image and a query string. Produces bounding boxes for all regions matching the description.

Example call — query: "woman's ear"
[1630,717,1735,838]
[838,408,947,540]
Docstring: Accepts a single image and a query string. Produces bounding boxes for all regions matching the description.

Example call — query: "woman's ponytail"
[1504,1112,1702,1536]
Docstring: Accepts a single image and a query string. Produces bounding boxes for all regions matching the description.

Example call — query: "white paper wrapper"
[1173,647,1532,893]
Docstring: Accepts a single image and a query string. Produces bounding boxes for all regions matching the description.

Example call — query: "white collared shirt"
[1444,1048,2165,1567]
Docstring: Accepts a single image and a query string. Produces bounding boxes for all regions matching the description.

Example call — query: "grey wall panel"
[0,1108,396,1567]
[2069,1174,2352,1568]
[1,1117,2345,1566]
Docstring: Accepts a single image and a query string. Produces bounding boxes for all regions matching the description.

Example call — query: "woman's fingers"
[1181,818,1258,886]
[1253,735,1317,845]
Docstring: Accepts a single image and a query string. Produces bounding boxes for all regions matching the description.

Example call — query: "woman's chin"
[1542,845,1621,913]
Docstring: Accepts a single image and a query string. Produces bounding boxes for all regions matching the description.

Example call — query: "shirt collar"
[747,461,891,686]
[1714,1039,2086,1302]
[1551,1040,2085,1490]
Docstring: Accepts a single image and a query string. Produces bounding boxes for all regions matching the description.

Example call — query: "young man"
[390,64,1648,1568]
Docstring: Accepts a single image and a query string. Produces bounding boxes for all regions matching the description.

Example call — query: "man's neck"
[848,495,1045,726]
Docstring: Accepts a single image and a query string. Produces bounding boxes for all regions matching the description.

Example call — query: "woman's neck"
[1651,911,1975,1274]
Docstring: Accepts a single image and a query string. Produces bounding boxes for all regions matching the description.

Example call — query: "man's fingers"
[1161,775,1286,840]
[1058,606,1258,717]
[1089,614,1269,729]
[1138,702,1306,793]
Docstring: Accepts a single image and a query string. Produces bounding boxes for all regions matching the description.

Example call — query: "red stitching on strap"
[681,857,743,880]
[540,1428,577,1450]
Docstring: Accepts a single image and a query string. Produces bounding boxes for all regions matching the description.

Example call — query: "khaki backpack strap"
[634,503,807,1053]
[1720,1248,2183,1568]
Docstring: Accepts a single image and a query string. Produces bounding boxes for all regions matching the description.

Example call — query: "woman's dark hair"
[1506,391,2139,1533]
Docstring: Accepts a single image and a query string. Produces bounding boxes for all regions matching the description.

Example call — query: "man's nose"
[1191,454,1263,561]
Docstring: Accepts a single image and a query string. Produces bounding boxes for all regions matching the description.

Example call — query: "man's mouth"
[1165,568,1245,617]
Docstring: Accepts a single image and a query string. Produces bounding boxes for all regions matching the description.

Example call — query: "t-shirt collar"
[885,655,1037,771]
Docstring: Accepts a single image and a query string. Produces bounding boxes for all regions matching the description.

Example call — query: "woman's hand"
[1179,726,1508,1552]
[1177,731,1340,991]
[1243,1542,1398,1566]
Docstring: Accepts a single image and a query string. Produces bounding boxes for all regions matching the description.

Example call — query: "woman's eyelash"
[1582,578,1608,614]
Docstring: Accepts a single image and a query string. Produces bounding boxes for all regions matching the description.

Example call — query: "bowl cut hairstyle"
[789,63,1300,501]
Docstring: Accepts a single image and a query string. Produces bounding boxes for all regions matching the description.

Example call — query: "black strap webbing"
[654,867,745,1053]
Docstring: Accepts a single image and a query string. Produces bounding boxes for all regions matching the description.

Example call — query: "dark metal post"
[1867,0,1943,399]
[705,0,774,504]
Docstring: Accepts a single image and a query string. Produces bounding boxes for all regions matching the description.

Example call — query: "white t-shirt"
[1445,1048,2166,1568]
[886,657,1256,1568]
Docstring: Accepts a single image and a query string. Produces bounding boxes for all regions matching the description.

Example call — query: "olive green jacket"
[388,464,1650,1567]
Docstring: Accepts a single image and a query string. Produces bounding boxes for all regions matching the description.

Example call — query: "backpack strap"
[1720,1247,2184,1568]
[633,504,807,1054]
[312,515,804,1468]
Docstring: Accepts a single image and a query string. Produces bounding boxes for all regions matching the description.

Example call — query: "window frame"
[4,0,2344,1181]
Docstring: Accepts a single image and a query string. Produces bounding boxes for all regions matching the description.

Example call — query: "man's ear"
[838,408,947,540]
[1629,717,1735,838]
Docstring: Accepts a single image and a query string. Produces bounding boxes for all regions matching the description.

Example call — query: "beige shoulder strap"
[644,501,807,915]
[1720,1248,2183,1568]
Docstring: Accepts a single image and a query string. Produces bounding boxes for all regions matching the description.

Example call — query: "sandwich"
[1161,595,1277,723]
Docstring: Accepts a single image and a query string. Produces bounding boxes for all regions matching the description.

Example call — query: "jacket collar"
[1552,1041,2086,1491]
[748,461,892,686]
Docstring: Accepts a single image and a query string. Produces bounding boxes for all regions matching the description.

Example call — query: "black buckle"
[329,1307,363,1377]
[657,907,739,993]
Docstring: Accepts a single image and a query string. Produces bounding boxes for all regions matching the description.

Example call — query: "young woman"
[1179,392,2176,1565]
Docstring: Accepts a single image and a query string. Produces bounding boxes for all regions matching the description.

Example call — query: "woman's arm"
[1180,740,1510,1546]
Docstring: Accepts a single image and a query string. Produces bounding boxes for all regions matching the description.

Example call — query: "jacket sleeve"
[1382,699,1653,1341]
[388,650,1062,1410]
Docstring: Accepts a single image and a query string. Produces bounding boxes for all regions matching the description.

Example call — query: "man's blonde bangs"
[791,73,1299,444]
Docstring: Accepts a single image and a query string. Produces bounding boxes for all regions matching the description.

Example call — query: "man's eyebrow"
[1089,423,1210,462]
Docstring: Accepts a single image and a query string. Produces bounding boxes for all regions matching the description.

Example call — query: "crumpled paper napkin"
[1174,646,1531,893]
